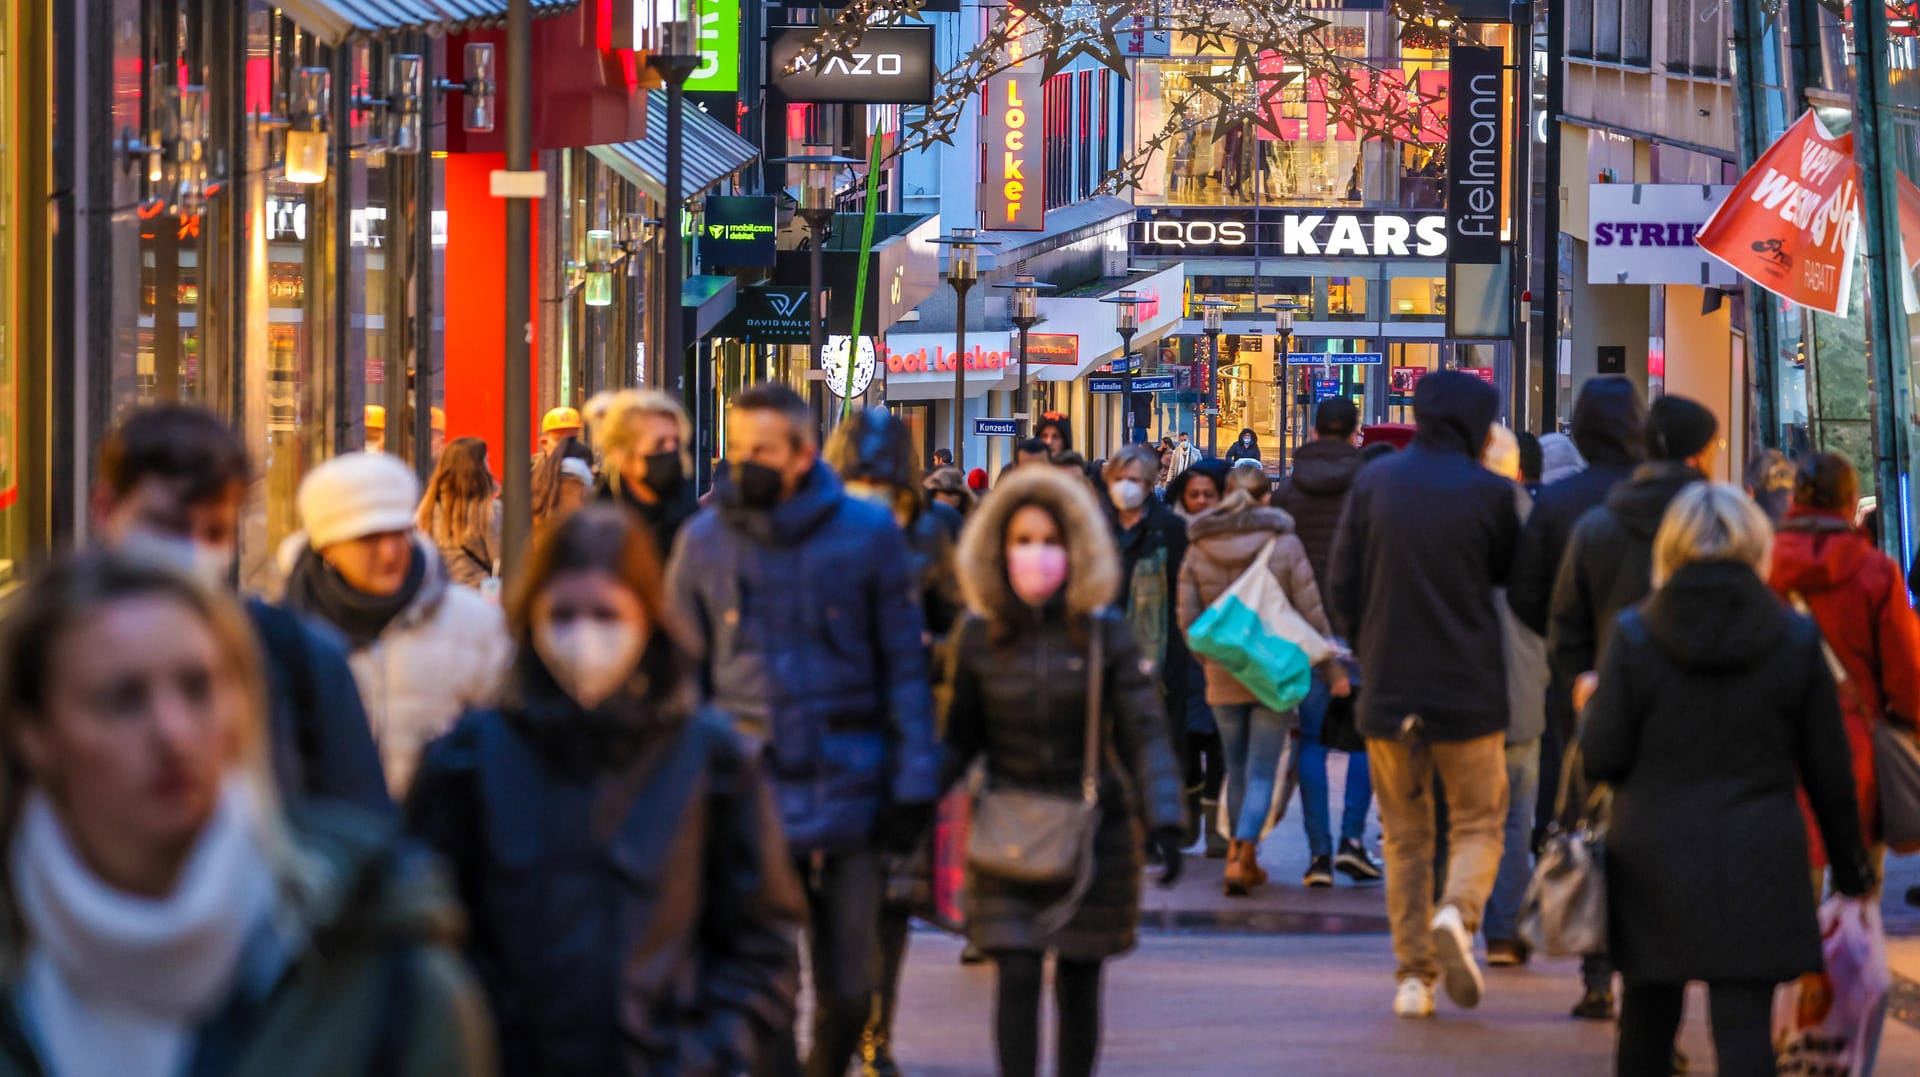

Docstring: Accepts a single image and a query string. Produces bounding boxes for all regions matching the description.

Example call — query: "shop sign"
[1026,333,1078,365]
[1120,12,1172,57]
[1313,378,1342,403]
[700,196,777,266]
[685,0,740,93]
[1587,184,1736,286]
[722,283,813,342]
[1287,352,1383,366]
[1461,366,1496,385]
[881,340,1010,373]
[975,417,1020,437]
[983,43,1044,231]
[1389,366,1428,395]
[1445,44,1506,266]
[1695,109,1859,317]
[1131,210,1447,258]
[769,27,934,104]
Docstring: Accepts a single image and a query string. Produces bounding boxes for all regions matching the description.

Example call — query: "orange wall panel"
[442,152,539,479]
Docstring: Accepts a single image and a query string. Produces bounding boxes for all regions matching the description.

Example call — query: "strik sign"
[1586,184,1736,286]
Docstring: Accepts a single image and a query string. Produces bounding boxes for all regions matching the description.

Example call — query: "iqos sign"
[1140,220,1250,249]
[1133,213,1448,258]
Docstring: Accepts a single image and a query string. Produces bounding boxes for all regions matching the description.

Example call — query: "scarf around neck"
[11,777,280,1075]
[284,543,427,649]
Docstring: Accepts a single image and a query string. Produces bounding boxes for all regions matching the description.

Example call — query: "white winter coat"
[342,540,510,794]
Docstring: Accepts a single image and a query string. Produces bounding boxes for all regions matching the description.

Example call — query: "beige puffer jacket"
[1176,497,1335,706]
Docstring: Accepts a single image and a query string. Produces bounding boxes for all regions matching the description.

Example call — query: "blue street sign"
[974,417,1020,437]
[1313,378,1342,403]
[1090,374,1176,394]
[1287,352,1384,366]
[1107,355,1138,373]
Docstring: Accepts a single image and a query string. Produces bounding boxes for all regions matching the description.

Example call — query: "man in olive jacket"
[1328,371,1520,1020]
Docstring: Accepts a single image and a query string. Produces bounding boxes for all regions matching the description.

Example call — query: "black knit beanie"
[1644,396,1717,462]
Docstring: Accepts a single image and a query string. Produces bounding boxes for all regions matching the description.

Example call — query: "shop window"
[1667,0,1731,79]
[1568,0,1595,58]
[1388,276,1446,320]
[1326,277,1369,319]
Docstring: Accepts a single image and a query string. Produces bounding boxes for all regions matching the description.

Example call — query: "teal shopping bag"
[1187,584,1315,713]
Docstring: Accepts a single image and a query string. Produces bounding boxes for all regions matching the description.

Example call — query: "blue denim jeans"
[1295,673,1373,858]
[1482,739,1541,943]
[1210,703,1295,841]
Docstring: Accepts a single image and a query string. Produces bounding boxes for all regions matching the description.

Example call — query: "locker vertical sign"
[982,4,1045,231]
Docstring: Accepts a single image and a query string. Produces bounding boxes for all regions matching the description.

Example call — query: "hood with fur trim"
[956,465,1119,629]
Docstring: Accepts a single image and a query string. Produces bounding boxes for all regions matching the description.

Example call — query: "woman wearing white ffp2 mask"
[407,505,805,1076]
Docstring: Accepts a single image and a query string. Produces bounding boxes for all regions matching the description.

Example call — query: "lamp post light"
[994,273,1056,437]
[929,228,998,471]
[1197,298,1234,458]
[1100,289,1152,451]
[772,152,861,434]
[1264,300,1305,467]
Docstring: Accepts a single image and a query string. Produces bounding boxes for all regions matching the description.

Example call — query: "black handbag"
[967,624,1104,935]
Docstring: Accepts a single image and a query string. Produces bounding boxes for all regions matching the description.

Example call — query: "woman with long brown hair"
[0,550,492,1075]
[407,505,803,1075]
[417,435,501,587]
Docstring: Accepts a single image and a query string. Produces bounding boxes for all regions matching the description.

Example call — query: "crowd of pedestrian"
[0,368,1912,1077]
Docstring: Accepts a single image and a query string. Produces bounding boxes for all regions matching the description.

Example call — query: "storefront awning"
[682,275,739,342]
[279,0,577,44]
[588,94,760,205]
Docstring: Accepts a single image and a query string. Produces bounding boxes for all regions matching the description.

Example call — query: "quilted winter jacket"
[346,543,512,795]
[666,462,940,855]
[1176,501,1335,706]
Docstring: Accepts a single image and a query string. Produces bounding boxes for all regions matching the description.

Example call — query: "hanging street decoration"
[784,0,1473,194]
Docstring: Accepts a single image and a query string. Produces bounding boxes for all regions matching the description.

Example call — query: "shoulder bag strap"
[1082,618,1105,804]
[1790,591,1863,712]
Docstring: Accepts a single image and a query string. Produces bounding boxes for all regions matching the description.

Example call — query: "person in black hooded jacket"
[1328,370,1521,1020]
[409,506,804,1076]
[1546,393,1716,1022]
[1506,378,1646,862]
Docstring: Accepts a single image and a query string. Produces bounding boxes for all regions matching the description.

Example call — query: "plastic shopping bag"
[1774,897,1891,1076]
[928,791,970,934]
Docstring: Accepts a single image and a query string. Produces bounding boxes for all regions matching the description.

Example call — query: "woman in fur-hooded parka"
[943,466,1186,961]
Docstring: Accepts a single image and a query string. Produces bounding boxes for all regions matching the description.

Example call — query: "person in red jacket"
[1768,451,1920,881]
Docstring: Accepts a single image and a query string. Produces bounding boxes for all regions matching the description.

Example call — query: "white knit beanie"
[298,452,421,550]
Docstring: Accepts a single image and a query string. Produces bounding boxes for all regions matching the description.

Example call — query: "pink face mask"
[1007,543,1070,606]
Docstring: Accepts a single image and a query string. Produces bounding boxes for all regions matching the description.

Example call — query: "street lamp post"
[994,273,1056,437]
[649,19,700,417]
[1264,300,1303,468]
[772,152,861,437]
[930,228,998,471]
[1198,298,1233,458]
[1100,289,1152,452]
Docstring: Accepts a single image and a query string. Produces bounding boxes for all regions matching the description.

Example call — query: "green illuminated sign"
[684,0,740,93]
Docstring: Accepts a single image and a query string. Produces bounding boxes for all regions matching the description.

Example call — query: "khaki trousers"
[1367,730,1509,984]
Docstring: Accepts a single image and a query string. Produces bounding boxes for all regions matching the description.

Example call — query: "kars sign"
[983,42,1044,231]
[1586,184,1736,286]
[769,27,934,104]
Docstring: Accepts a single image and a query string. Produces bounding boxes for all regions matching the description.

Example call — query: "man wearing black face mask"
[599,389,699,559]
[666,382,939,1077]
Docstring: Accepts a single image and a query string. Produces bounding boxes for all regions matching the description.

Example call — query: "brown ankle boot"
[1223,840,1251,896]
[1241,840,1269,887]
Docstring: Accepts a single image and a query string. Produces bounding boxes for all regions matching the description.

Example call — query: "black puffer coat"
[1582,561,1871,984]
[1547,461,1703,683]
[1271,437,1363,593]
[408,660,804,1076]
[944,467,1184,960]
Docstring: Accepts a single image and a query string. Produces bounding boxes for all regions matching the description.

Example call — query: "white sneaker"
[1393,976,1435,1019]
[1430,905,1484,1009]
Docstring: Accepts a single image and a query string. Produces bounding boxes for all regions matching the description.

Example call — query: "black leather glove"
[1150,827,1184,888]
[875,802,936,857]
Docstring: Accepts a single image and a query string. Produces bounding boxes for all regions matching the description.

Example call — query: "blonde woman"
[598,390,698,558]
[0,550,493,1076]
[1578,483,1872,1076]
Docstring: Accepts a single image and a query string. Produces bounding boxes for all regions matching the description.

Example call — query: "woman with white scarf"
[0,549,494,1076]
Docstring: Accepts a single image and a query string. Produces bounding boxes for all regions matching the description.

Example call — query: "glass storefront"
[1131,12,1449,210]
